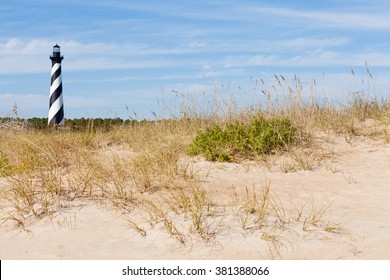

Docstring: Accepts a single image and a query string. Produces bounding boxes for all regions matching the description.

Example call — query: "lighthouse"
[48,44,64,125]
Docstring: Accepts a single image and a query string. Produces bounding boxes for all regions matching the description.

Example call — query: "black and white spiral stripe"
[48,62,64,125]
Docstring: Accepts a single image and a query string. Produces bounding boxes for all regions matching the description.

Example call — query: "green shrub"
[187,117,297,162]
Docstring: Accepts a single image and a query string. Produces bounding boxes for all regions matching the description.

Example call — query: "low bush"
[187,116,297,162]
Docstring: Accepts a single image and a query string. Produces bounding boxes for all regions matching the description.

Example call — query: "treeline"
[0,117,148,131]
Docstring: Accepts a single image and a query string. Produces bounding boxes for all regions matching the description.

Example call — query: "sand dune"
[1,134,389,259]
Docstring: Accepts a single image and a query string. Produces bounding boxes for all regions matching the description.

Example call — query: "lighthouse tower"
[48,44,64,125]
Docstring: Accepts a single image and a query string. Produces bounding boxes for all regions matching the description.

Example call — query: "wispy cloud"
[224,49,390,69]
[0,35,352,74]
[0,38,194,74]
[251,6,390,30]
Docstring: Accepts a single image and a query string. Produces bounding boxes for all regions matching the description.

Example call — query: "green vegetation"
[187,116,297,162]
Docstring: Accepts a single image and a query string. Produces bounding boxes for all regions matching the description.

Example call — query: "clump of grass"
[0,152,13,177]
[165,183,216,242]
[239,181,289,233]
[302,201,333,231]
[126,219,147,237]
[187,116,297,162]
[240,185,272,230]
[4,168,65,226]
[164,217,186,244]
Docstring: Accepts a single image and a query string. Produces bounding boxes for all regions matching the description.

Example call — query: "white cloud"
[3,38,23,51]
[251,6,390,30]
[0,38,189,74]
[279,37,349,50]
[1,35,390,77]
[223,48,390,68]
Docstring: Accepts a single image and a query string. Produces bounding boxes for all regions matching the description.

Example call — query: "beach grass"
[1,72,389,245]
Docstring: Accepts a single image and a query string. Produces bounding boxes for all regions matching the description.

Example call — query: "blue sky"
[1,0,390,119]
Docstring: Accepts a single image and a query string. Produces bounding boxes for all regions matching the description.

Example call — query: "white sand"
[1,135,389,259]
